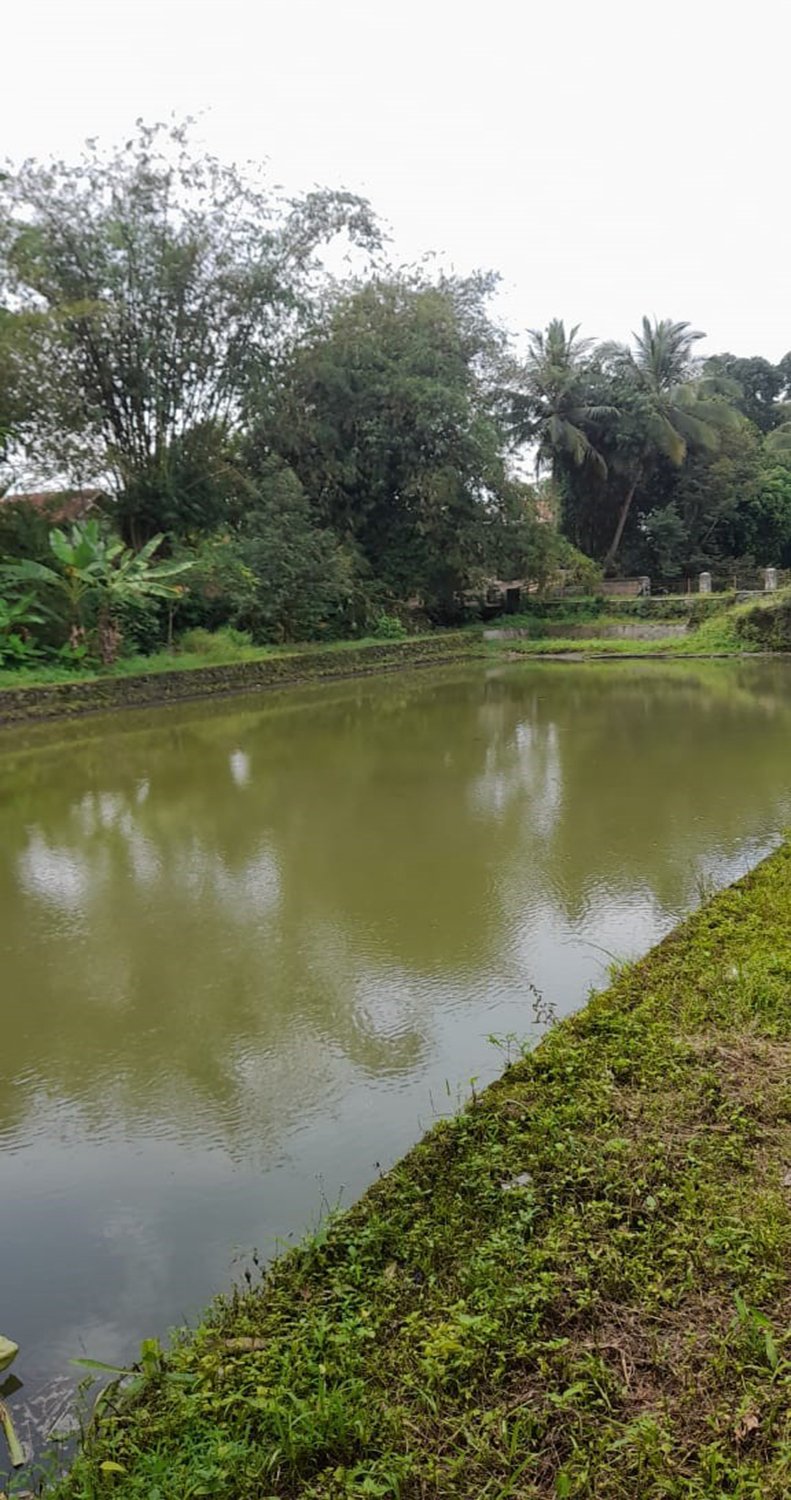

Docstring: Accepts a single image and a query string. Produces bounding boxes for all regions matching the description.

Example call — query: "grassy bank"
[0,632,484,725]
[2,594,789,721]
[52,843,791,1499]
[491,612,744,657]
[488,593,791,659]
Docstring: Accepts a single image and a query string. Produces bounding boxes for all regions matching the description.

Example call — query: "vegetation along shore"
[3,123,791,689]
[2,589,791,726]
[3,119,791,1500]
[46,842,791,1499]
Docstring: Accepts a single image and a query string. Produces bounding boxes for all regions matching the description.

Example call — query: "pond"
[2,657,791,1456]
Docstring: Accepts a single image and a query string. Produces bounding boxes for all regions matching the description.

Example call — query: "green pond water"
[1,657,790,1458]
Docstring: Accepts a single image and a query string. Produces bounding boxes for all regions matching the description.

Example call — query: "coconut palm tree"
[512,319,613,487]
[600,318,738,567]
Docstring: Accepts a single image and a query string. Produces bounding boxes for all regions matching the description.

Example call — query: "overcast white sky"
[2,0,789,359]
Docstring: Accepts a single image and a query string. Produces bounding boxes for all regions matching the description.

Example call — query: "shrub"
[735,592,791,651]
[373,612,407,640]
[178,626,255,660]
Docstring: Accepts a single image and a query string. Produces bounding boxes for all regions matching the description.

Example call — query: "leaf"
[0,1400,25,1467]
[100,1461,127,1474]
[735,1410,760,1442]
[71,1357,132,1374]
[0,1339,18,1374]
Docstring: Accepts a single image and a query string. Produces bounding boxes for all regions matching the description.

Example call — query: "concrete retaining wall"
[0,634,481,727]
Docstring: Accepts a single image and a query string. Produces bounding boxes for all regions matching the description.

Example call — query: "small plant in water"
[694,867,719,904]
[487,1031,523,1065]
[0,1335,25,1468]
[527,980,558,1030]
[71,1337,188,1433]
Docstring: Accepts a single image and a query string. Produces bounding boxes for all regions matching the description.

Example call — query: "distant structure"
[0,488,104,523]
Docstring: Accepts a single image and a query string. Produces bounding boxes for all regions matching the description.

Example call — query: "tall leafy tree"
[765,410,791,463]
[252,271,517,615]
[0,122,380,543]
[704,353,788,433]
[0,306,34,475]
[598,318,738,565]
[635,419,763,580]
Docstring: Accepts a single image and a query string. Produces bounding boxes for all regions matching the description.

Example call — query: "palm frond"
[649,411,687,466]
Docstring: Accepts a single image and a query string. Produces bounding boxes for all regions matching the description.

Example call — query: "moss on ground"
[51,843,791,1498]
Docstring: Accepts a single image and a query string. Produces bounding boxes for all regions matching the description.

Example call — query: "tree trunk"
[97,606,122,666]
[604,479,638,570]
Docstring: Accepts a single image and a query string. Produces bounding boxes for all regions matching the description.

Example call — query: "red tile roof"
[0,489,104,522]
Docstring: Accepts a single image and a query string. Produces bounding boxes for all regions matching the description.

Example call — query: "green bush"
[687,592,735,627]
[178,626,255,660]
[735,592,791,650]
[373,612,407,640]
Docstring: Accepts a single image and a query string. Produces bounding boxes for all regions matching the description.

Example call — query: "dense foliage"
[512,318,791,582]
[1,122,790,671]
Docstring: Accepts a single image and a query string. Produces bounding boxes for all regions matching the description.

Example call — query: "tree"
[765,413,791,463]
[747,458,791,565]
[486,476,601,593]
[704,353,787,433]
[2,519,191,662]
[0,122,380,543]
[511,319,612,488]
[253,271,515,616]
[234,462,359,641]
[598,318,738,566]
[0,307,35,474]
[634,419,763,580]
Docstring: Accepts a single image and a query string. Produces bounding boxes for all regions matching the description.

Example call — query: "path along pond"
[2,657,791,1451]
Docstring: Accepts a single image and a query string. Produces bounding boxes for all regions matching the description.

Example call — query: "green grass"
[1,593,784,693]
[0,630,468,693]
[490,592,791,659]
[491,611,747,658]
[494,595,736,630]
[48,843,791,1498]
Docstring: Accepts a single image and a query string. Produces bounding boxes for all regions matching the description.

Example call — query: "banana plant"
[1,520,193,664]
[0,593,46,667]
[0,1336,24,1468]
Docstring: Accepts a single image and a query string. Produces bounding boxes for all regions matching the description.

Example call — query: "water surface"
[1,657,790,1452]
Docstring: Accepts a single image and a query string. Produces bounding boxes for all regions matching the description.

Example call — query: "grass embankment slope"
[0,630,478,693]
[492,592,791,659]
[0,632,484,725]
[56,843,791,1499]
[2,593,790,718]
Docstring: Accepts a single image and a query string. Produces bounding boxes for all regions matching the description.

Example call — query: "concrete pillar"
[764,567,778,592]
[699,572,712,594]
